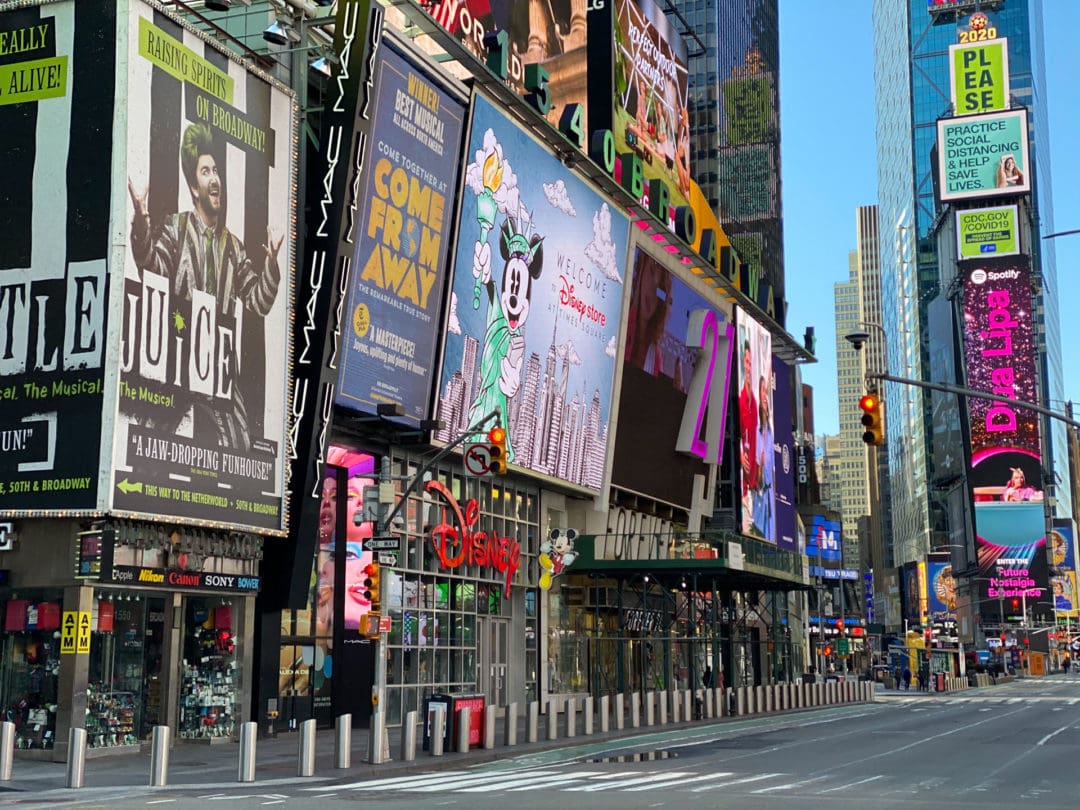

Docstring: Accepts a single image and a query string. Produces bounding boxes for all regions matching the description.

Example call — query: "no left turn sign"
[464,443,493,476]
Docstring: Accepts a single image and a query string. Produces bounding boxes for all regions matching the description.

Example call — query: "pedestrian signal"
[858,393,884,446]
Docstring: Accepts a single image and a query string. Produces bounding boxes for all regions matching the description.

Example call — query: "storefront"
[0,519,259,760]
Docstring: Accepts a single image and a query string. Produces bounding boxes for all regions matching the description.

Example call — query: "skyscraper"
[872,0,1069,573]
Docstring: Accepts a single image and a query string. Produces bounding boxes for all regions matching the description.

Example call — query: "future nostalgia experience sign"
[0,1,114,511]
[111,1,293,532]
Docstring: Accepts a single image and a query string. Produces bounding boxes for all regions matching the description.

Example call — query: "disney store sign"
[426,480,521,592]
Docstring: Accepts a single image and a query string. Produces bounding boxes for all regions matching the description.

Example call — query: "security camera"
[844,331,871,352]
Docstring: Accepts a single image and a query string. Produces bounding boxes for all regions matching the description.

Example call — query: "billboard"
[435,92,629,491]
[737,308,774,541]
[772,357,796,552]
[928,295,965,485]
[1051,519,1078,619]
[901,562,924,625]
[961,259,1041,492]
[112,1,294,531]
[0,0,114,512]
[927,557,957,621]
[974,502,1047,609]
[955,205,1019,260]
[335,43,466,423]
[937,109,1029,202]
[806,514,841,564]
[949,39,1009,116]
[611,245,733,509]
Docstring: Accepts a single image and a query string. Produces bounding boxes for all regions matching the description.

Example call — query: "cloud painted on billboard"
[0,1,113,512]
[436,93,629,491]
[336,44,466,423]
[962,259,1041,494]
[112,2,292,531]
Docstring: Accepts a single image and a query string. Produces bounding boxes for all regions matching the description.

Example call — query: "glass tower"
[872,0,1069,571]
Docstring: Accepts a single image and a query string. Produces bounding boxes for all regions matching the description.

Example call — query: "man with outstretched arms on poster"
[127,122,283,451]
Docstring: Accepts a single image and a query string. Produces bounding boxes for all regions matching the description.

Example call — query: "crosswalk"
[302,763,1076,798]
[884,695,1079,706]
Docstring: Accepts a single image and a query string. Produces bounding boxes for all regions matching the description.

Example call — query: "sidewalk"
[1,685,890,799]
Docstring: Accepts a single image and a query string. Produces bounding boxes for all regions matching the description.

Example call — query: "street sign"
[463,443,494,476]
[378,552,398,565]
[837,638,850,656]
[366,536,400,552]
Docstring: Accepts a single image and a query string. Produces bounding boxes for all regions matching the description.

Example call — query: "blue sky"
[780,1,1080,437]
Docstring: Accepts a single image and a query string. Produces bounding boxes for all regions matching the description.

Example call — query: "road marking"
[147,801,177,805]
[564,771,695,791]
[305,769,481,791]
[689,774,783,792]
[410,770,562,793]
[817,774,885,793]
[623,771,736,792]
[751,774,829,793]
[1037,723,1073,746]
[460,771,604,792]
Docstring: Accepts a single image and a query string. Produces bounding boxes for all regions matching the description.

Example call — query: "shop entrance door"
[478,617,509,706]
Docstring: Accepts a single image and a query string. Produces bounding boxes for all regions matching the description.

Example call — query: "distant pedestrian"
[1062,654,1070,674]
[901,666,912,690]
[917,669,928,692]
[702,665,713,689]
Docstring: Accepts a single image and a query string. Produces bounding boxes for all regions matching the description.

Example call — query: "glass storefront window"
[0,592,62,750]
[179,597,239,739]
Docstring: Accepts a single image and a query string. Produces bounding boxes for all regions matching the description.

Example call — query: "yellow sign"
[77,611,92,654]
[61,611,78,654]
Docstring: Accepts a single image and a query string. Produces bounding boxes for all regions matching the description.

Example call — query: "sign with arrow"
[366,536,400,552]
[463,443,493,477]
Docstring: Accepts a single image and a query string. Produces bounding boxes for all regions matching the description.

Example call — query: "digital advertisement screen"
[111,1,293,531]
[335,43,466,424]
[1051,519,1078,619]
[772,357,796,552]
[0,0,114,512]
[955,205,1019,260]
[962,259,1041,493]
[937,108,1029,202]
[901,562,924,625]
[436,92,629,492]
[949,39,1009,116]
[611,245,732,509]
[737,308,774,541]
[927,557,957,621]
[974,502,1047,608]
[806,515,841,564]
[611,0,691,211]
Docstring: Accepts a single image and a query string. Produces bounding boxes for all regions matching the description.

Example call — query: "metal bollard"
[504,702,518,746]
[528,701,539,743]
[715,687,725,717]
[484,705,496,749]
[547,700,559,741]
[149,725,170,787]
[401,711,417,761]
[238,721,257,783]
[298,718,317,777]
[683,689,692,722]
[658,691,668,724]
[630,692,641,728]
[615,693,625,730]
[335,714,352,769]
[600,695,610,733]
[0,721,13,781]
[671,690,680,723]
[765,686,774,713]
[458,707,472,752]
[736,687,747,716]
[705,688,714,719]
[431,707,446,756]
[566,698,577,738]
[584,697,594,735]
[66,727,87,789]
[645,691,655,726]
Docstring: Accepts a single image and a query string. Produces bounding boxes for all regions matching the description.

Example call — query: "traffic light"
[823,645,833,657]
[488,426,508,475]
[858,392,884,446]
[360,561,381,612]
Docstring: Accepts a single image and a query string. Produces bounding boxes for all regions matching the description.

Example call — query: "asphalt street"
[7,674,1078,810]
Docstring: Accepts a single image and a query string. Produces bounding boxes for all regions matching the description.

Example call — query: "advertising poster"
[901,562,923,625]
[435,93,629,491]
[611,245,732,509]
[1051,519,1078,619]
[420,0,587,131]
[0,0,114,512]
[955,205,1019,260]
[612,0,692,212]
[806,514,841,565]
[961,259,1041,493]
[772,357,796,552]
[949,39,1009,116]
[335,44,466,423]
[937,108,1029,201]
[112,1,293,531]
[737,309,774,541]
[926,558,957,621]
[974,502,1047,610]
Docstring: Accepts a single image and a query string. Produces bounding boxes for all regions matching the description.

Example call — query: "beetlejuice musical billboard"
[435,92,630,491]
